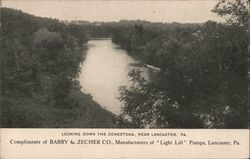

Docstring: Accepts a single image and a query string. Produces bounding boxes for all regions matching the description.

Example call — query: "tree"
[118,0,248,128]
[212,0,248,27]
[119,70,204,128]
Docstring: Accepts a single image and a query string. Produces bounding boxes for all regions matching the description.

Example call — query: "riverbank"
[112,43,161,72]
[0,89,124,128]
[67,90,121,128]
[37,42,127,127]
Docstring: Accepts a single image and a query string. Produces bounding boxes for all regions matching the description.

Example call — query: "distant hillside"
[69,19,199,38]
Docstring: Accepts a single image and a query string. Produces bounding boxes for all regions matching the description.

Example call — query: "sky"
[2,0,223,23]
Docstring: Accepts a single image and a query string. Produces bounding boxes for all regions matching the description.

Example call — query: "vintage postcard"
[0,0,249,158]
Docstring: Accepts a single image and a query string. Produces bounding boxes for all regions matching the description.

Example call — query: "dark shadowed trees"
[118,0,248,128]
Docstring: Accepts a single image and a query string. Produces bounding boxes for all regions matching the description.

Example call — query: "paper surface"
[1,0,249,158]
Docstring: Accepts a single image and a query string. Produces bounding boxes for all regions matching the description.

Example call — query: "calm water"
[79,39,158,114]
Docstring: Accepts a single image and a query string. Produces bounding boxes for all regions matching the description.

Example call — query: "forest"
[0,8,121,128]
[113,0,248,128]
[0,0,248,128]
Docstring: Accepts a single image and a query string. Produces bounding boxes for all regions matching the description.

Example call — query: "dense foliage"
[0,8,118,127]
[117,0,248,128]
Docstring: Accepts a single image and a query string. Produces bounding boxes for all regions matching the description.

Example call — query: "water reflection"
[79,39,158,114]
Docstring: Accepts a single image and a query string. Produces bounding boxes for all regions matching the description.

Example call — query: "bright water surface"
[79,39,158,114]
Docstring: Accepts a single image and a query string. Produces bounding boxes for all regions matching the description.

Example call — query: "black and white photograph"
[0,0,248,129]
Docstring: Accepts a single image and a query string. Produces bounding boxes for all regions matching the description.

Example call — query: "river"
[79,39,158,115]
